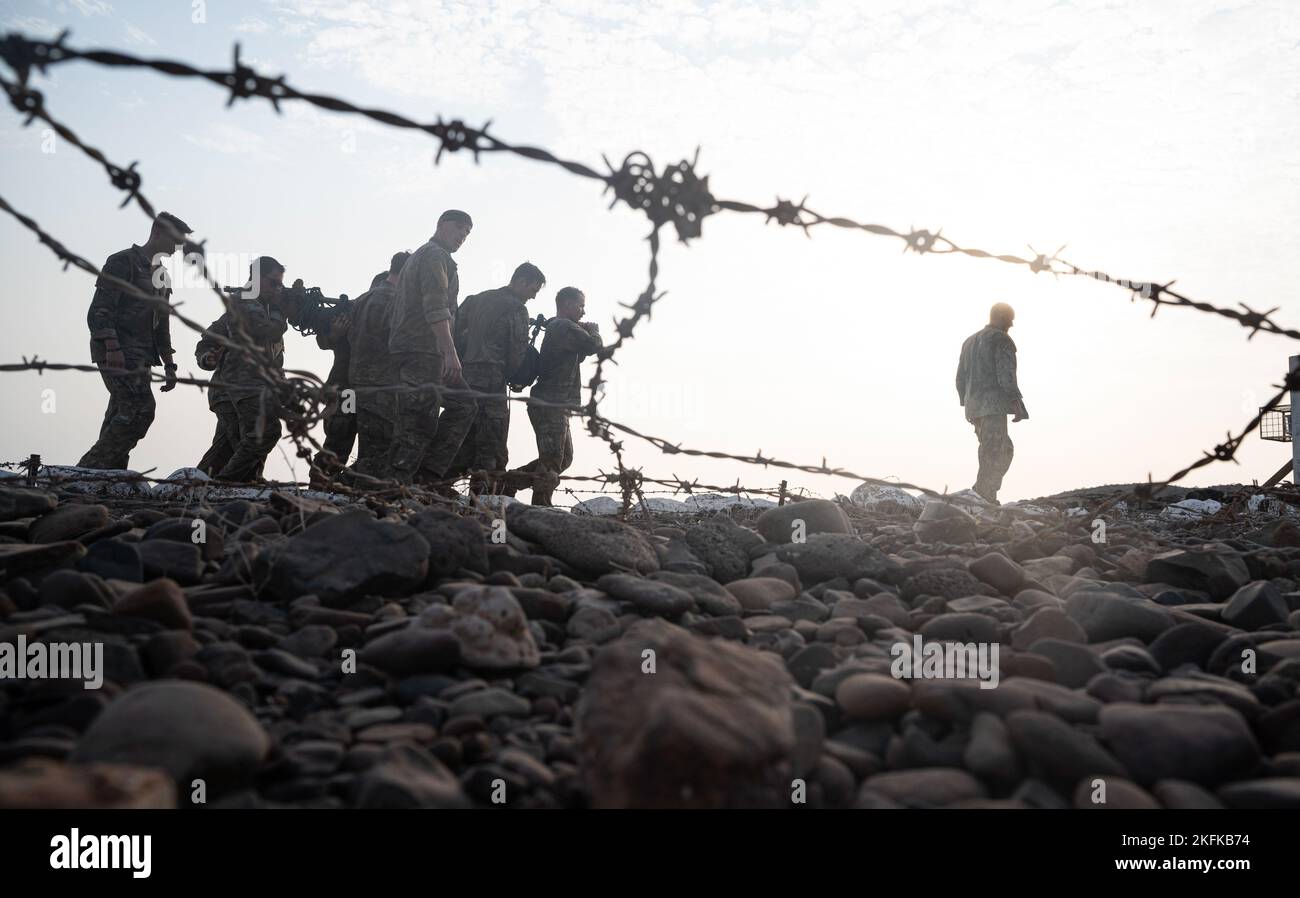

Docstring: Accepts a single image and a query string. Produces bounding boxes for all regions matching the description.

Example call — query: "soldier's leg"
[385,354,442,485]
[218,394,282,482]
[197,406,238,477]
[421,390,480,481]
[527,404,568,506]
[77,365,155,470]
[973,414,1012,503]
[313,391,358,476]
[471,397,509,492]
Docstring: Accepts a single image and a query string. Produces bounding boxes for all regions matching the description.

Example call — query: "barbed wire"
[0,28,1291,523]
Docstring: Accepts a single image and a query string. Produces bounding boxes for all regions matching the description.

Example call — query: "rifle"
[222,279,351,337]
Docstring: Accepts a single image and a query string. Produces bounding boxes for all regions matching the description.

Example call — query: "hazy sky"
[1,0,1298,504]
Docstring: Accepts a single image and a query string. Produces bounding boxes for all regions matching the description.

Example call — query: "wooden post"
[778,480,788,506]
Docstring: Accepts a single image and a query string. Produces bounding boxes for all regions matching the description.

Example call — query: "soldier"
[195,311,235,477]
[309,301,356,485]
[421,262,545,492]
[383,210,473,485]
[77,212,190,470]
[956,302,1028,505]
[512,287,603,506]
[201,257,290,482]
[346,250,409,479]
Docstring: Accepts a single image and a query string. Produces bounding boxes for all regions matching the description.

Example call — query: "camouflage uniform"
[384,238,459,484]
[311,324,357,477]
[956,325,1023,503]
[77,245,173,470]
[346,278,399,478]
[515,317,602,505]
[195,315,236,477]
[420,285,527,481]
[204,293,288,482]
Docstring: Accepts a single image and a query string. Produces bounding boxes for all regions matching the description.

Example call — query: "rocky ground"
[1,471,1299,809]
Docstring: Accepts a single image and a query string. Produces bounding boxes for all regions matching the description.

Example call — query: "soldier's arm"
[233,298,286,343]
[196,315,228,370]
[574,322,603,359]
[506,305,529,373]
[993,335,1022,400]
[87,252,133,348]
[955,343,968,404]
[154,293,175,366]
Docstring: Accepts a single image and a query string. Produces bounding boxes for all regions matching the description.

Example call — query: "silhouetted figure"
[956,302,1027,504]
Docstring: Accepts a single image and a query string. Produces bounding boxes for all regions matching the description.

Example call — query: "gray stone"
[859,768,986,808]
[407,508,489,580]
[269,513,429,605]
[448,687,531,719]
[725,577,796,612]
[964,712,1022,784]
[596,573,695,617]
[1099,703,1260,785]
[682,517,761,584]
[968,552,1026,596]
[1005,710,1126,783]
[351,743,470,808]
[418,585,540,670]
[1222,581,1289,630]
[358,628,461,676]
[1065,591,1174,643]
[1146,548,1251,600]
[77,538,143,583]
[649,571,742,616]
[755,499,851,544]
[136,540,204,586]
[29,504,110,543]
[1217,778,1300,809]
[835,673,912,719]
[71,681,269,794]
[506,505,659,576]
[1027,638,1103,688]
[0,486,56,522]
[114,579,192,630]
[776,534,902,587]
[576,619,794,808]
[913,502,978,544]
[919,612,1000,645]
[1152,779,1223,809]
[1148,622,1228,672]
[901,568,986,603]
[1012,607,1086,650]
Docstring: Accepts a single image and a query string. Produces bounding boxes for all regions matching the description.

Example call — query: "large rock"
[28,504,110,543]
[968,553,1026,596]
[913,501,978,544]
[417,585,540,669]
[407,508,489,580]
[1064,591,1174,643]
[71,681,270,794]
[1221,581,1289,630]
[683,517,762,584]
[649,571,742,616]
[724,577,796,612]
[268,512,429,605]
[506,505,658,576]
[576,619,794,807]
[755,499,850,544]
[77,538,143,582]
[137,539,204,585]
[849,484,922,513]
[0,486,56,522]
[775,534,901,586]
[1146,548,1251,600]
[901,568,986,603]
[1099,703,1260,785]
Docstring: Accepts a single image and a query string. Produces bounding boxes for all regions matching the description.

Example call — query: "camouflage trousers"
[421,367,508,481]
[78,363,155,470]
[513,404,572,505]
[972,413,1014,503]
[312,387,358,476]
[214,393,282,483]
[385,353,442,485]
[197,399,236,477]
[353,390,396,479]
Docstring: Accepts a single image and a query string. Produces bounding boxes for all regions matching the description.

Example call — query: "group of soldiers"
[78,209,605,505]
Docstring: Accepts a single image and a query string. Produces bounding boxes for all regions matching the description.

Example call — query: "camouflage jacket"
[530,317,603,406]
[86,244,173,366]
[956,325,1022,422]
[203,294,288,402]
[347,280,398,389]
[453,286,528,389]
[387,238,458,356]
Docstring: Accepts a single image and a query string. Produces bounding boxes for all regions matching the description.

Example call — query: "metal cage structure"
[1261,405,1292,442]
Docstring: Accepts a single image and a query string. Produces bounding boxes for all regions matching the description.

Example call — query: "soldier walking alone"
[956,302,1027,505]
[77,212,190,470]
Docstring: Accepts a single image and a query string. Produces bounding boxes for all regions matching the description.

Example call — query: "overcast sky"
[1,0,1298,504]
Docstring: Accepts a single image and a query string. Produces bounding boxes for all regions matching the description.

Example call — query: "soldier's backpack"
[508,314,548,392]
